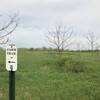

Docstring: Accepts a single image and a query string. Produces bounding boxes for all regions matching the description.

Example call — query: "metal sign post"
[9,71,15,100]
[6,44,17,100]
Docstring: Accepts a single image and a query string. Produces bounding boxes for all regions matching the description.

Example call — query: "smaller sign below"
[6,44,17,71]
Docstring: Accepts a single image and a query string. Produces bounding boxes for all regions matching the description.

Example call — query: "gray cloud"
[0,0,99,48]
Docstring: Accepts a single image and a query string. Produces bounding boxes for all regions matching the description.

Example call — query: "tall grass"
[0,49,100,100]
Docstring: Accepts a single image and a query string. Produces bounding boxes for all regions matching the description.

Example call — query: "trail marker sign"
[6,44,17,71]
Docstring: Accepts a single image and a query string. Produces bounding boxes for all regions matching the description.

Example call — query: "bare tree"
[95,43,100,55]
[95,43,100,51]
[0,13,18,44]
[46,24,73,54]
[85,32,99,55]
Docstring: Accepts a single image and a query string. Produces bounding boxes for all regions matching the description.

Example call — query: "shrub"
[57,57,68,66]
[57,56,86,73]
[29,48,34,51]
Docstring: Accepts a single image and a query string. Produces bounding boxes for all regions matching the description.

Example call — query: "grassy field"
[0,49,100,100]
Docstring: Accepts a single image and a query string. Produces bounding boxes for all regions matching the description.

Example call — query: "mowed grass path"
[0,49,100,100]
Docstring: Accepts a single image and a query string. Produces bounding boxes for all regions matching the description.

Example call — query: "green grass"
[0,49,100,100]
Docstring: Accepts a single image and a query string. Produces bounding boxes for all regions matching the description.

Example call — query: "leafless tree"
[95,43,100,51]
[94,43,100,55]
[0,13,18,44]
[85,32,99,55]
[46,24,73,54]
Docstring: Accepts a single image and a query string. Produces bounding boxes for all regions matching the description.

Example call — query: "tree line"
[0,13,99,56]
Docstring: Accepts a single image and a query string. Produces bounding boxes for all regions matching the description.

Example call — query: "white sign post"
[6,44,17,71]
[6,44,17,100]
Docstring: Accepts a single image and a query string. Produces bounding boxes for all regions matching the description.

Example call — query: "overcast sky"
[0,0,100,49]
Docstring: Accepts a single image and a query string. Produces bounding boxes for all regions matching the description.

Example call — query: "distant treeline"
[18,47,100,52]
[0,47,100,53]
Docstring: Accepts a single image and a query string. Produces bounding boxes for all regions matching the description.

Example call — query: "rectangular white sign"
[6,44,17,71]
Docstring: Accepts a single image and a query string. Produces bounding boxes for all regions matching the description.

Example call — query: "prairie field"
[0,49,100,100]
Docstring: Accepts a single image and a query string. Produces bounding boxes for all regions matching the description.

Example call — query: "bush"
[57,57,68,66]
[57,56,86,73]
